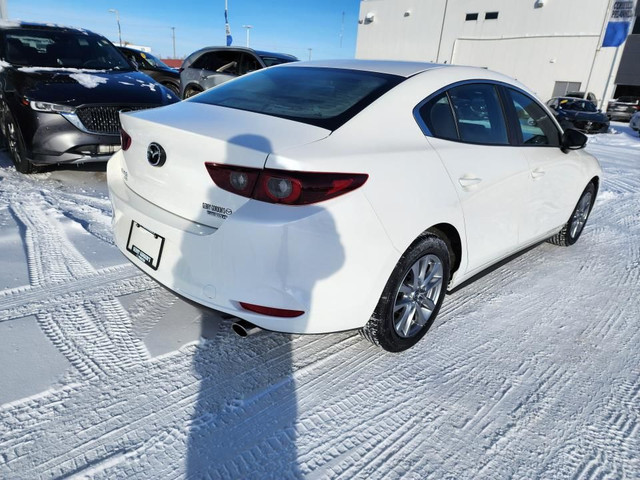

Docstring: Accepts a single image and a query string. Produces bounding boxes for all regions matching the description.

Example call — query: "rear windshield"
[2,29,131,70]
[617,96,638,103]
[189,66,404,130]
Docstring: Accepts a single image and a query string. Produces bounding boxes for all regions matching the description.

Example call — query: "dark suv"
[179,46,297,99]
[118,46,180,96]
[606,96,640,122]
[546,97,610,134]
[0,22,179,173]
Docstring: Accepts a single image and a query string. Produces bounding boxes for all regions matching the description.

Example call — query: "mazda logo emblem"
[146,142,166,167]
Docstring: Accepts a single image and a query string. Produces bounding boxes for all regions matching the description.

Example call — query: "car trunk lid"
[119,101,330,228]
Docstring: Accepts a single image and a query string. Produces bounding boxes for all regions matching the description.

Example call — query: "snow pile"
[18,67,107,73]
[69,73,108,89]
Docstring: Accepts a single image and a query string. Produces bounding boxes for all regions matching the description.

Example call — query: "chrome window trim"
[413,79,563,148]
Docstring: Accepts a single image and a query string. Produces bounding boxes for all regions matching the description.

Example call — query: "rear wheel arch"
[425,223,462,276]
[590,176,600,197]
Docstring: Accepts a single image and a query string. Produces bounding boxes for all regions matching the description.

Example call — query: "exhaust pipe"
[231,319,261,337]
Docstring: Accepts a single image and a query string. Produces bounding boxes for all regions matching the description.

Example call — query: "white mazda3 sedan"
[107,60,602,352]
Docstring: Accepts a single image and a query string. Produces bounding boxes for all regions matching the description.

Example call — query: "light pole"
[171,26,176,58]
[108,9,122,46]
[242,25,253,48]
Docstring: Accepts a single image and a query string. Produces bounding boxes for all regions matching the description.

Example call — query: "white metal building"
[356,0,639,106]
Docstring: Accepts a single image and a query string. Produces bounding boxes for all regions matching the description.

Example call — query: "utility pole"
[242,25,253,48]
[308,48,312,61]
[340,11,345,48]
[0,0,7,20]
[108,9,122,46]
[171,27,176,58]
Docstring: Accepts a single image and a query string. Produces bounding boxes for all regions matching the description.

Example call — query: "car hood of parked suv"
[10,67,178,106]
[556,109,608,123]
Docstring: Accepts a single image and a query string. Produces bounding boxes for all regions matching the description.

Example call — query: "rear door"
[420,83,530,273]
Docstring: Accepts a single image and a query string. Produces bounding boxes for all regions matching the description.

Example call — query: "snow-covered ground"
[0,124,638,479]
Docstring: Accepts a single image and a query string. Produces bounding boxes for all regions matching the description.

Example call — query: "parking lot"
[0,123,638,478]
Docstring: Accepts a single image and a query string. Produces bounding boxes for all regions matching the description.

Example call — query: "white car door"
[504,88,584,242]
[420,83,530,274]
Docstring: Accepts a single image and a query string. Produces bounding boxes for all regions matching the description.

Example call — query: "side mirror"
[561,128,587,153]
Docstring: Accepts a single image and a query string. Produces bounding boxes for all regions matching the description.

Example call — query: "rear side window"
[507,89,560,147]
[190,66,404,130]
[448,84,509,145]
[418,93,458,141]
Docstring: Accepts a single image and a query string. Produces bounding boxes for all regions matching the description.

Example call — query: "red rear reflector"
[120,129,132,151]
[239,302,304,318]
[205,163,368,205]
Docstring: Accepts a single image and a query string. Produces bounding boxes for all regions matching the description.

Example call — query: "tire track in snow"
[6,192,149,378]
[0,264,154,322]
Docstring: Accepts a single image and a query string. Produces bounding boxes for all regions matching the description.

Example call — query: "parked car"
[630,110,640,135]
[118,46,180,97]
[605,96,640,122]
[0,22,179,174]
[179,46,297,98]
[108,60,601,352]
[566,91,597,104]
[546,97,610,134]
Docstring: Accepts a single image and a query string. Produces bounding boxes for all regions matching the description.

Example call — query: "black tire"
[360,234,450,352]
[548,182,596,247]
[183,86,203,99]
[5,111,39,174]
[163,82,180,97]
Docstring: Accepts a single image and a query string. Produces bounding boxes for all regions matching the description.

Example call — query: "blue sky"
[9,0,360,60]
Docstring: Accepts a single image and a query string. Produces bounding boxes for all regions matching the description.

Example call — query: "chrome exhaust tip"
[231,319,261,337]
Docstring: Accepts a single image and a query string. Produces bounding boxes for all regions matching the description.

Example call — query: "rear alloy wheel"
[548,183,596,246]
[5,113,39,174]
[360,235,450,352]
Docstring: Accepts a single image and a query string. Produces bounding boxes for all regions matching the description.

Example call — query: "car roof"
[0,20,97,36]
[279,59,448,77]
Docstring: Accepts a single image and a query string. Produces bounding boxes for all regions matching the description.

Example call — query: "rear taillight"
[205,163,368,206]
[120,129,132,151]
[239,302,304,318]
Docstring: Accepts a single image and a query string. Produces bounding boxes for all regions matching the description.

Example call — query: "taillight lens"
[120,129,132,151]
[239,302,304,317]
[205,163,368,206]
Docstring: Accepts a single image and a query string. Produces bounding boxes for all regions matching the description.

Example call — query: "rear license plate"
[126,221,165,270]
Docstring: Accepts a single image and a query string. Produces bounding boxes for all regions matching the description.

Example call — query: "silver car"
[179,46,297,99]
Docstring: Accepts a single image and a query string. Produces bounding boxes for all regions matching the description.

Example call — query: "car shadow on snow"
[184,134,345,476]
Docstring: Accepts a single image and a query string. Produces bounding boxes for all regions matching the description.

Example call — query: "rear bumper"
[606,111,636,122]
[107,151,399,334]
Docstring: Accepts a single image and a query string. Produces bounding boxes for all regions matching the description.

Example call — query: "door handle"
[458,176,482,188]
[531,168,546,179]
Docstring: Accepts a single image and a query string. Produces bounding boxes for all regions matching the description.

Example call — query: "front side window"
[190,66,403,130]
[507,89,560,146]
[448,83,509,145]
[2,30,130,70]
[192,51,241,74]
